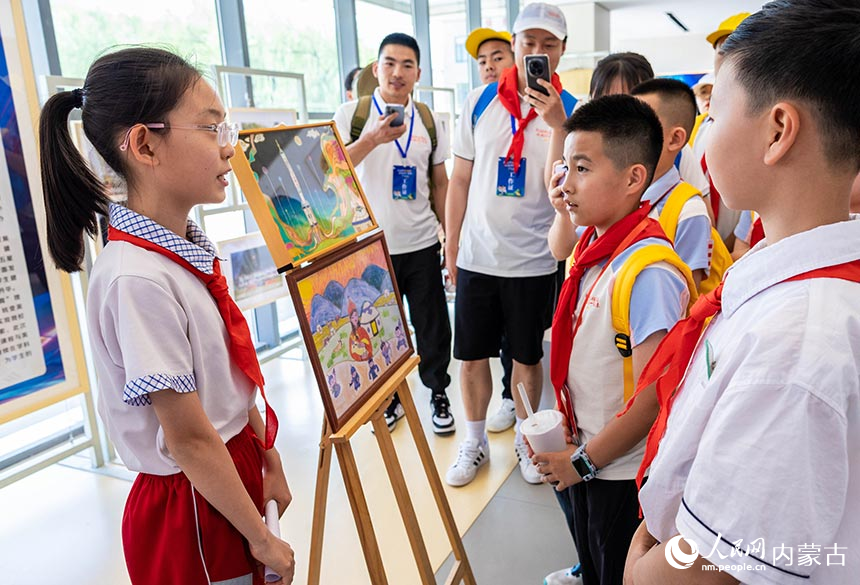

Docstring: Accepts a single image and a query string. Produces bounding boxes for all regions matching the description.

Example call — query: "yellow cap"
[706,12,751,47]
[465,28,512,60]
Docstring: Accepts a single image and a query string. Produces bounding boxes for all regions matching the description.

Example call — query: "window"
[356,0,414,66]
[482,0,510,30]
[429,0,468,105]
[243,0,340,115]
[50,0,220,79]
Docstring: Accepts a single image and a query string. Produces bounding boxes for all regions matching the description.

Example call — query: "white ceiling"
[596,0,766,40]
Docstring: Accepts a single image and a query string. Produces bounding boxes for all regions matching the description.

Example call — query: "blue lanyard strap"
[372,95,415,159]
[510,114,517,135]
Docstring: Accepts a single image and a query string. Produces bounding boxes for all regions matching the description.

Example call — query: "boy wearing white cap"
[445,2,577,487]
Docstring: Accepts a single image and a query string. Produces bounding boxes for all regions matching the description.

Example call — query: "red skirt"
[122,425,264,585]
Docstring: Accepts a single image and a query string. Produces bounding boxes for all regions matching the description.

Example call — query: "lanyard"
[372,95,414,159]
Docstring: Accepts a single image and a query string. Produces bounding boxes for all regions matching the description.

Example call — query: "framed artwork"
[285,232,413,431]
[218,232,288,311]
[0,0,90,422]
[230,122,377,271]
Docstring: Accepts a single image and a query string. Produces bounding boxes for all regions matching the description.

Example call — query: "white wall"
[611,33,715,75]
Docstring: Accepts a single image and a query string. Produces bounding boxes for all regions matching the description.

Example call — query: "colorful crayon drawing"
[231,122,376,270]
[287,233,413,429]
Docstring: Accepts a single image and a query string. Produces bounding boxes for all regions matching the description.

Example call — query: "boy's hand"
[624,522,659,585]
[249,532,296,584]
[525,80,567,130]
[532,444,578,491]
[445,241,458,286]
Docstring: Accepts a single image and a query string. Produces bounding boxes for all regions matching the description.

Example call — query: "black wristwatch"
[570,444,599,482]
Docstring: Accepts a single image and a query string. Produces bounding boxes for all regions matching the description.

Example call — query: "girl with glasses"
[39,47,294,585]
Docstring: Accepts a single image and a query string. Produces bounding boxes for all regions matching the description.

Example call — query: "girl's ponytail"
[37,47,201,273]
[39,89,109,273]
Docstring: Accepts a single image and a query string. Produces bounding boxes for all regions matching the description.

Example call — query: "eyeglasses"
[119,121,239,151]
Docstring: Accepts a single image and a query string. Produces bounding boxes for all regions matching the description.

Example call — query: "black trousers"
[555,478,642,585]
[390,242,451,395]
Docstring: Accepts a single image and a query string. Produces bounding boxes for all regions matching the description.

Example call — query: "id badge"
[496,157,526,197]
[392,165,417,200]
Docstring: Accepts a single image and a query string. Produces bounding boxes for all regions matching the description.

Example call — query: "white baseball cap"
[513,2,567,41]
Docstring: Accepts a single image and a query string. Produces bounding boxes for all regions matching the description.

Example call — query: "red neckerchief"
[750,216,765,247]
[700,152,721,223]
[108,226,278,450]
[550,202,668,429]
[622,258,860,490]
[497,65,564,173]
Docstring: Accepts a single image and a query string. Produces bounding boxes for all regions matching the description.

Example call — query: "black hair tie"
[71,88,84,109]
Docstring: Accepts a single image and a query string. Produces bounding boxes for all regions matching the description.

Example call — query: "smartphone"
[384,104,405,127]
[524,54,551,96]
[553,163,567,185]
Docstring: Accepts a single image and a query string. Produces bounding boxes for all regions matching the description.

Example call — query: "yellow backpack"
[611,244,698,402]
[658,182,733,295]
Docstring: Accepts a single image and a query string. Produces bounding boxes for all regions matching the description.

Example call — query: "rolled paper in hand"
[264,500,281,583]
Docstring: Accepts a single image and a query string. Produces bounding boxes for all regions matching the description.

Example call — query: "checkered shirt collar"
[109,204,219,274]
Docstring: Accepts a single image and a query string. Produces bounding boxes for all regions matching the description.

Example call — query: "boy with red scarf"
[532,94,693,585]
[624,2,860,583]
[445,2,576,488]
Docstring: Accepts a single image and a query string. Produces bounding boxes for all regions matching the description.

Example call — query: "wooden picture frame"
[285,232,413,431]
[231,121,377,272]
[218,232,288,312]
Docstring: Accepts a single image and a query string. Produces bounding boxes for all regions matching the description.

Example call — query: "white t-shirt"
[452,84,558,277]
[87,205,256,475]
[640,217,860,585]
[333,88,449,255]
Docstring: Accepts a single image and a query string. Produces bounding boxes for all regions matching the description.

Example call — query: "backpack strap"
[658,182,733,295]
[658,182,701,241]
[471,82,499,129]
[560,90,578,117]
[350,95,373,144]
[611,244,697,402]
[413,101,437,153]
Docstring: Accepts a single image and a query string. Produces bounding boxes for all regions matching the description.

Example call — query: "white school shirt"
[678,144,709,197]
[87,205,256,475]
[642,167,713,274]
[333,88,449,255]
[566,236,689,480]
[639,217,860,584]
[452,84,558,278]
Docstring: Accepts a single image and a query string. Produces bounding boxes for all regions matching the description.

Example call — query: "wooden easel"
[307,355,476,585]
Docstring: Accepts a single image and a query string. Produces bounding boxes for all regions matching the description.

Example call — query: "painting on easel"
[286,232,413,430]
[230,122,377,271]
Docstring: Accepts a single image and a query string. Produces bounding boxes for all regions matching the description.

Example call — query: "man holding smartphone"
[333,33,454,435]
[445,3,576,487]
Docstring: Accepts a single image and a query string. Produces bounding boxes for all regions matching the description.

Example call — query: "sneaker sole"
[486,419,515,433]
[432,422,456,435]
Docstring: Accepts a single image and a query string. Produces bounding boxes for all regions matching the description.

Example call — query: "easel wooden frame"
[308,355,475,585]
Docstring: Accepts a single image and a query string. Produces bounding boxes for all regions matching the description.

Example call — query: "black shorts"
[453,268,556,365]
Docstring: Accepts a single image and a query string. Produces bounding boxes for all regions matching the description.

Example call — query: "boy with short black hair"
[624,2,860,583]
[535,94,694,585]
[630,78,729,293]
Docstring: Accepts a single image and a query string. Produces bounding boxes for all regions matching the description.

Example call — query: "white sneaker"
[515,439,542,484]
[445,438,489,487]
[544,565,582,584]
[486,398,516,432]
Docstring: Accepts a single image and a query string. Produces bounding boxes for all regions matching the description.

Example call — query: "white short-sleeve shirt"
[87,205,256,475]
[333,88,449,255]
[639,217,860,585]
[452,84,558,278]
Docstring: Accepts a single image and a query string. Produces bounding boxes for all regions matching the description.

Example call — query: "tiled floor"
[0,341,577,585]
